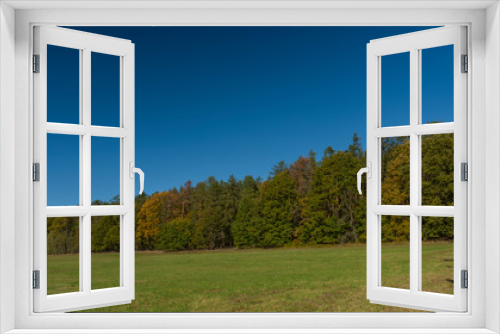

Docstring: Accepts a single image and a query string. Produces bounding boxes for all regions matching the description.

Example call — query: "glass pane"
[381,136,410,205]
[91,215,121,290]
[47,134,80,206]
[421,216,454,295]
[421,45,454,124]
[421,133,454,206]
[47,216,80,295]
[381,52,410,127]
[47,45,80,124]
[92,52,120,127]
[381,215,410,290]
[91,137,121,204]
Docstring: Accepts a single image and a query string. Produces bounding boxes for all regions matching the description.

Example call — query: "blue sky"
[46,26,453,206]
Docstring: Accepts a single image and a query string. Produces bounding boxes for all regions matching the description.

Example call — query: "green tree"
[47,217,79,255]
[300,134,366,244]
[233,176,261,248]
[47,131,456,253]
[421,134,454,206]
[259,172,298,247]
[158,216,193,251]
[91,215,120,252]
[270,160,289,177]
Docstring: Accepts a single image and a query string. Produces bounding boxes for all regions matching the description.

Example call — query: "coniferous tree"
[270,160,289,177]
[47,132,455,253]
[233,176,261,248]
[190,181,208,249]
[259,172,298,247]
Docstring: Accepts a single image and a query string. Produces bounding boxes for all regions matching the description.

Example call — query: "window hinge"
[33,163,40,182]
[461,54,468,73]
[33,54,40,73]
[461,270,468,289]
[461,162,468,182]
[33,270,40,289]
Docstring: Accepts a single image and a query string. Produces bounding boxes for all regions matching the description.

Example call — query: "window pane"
[47,45,80,124]
[47,217,80,295]
[421,45,454,124]
[92,52,120,127]
[381,215,410,290]
[91,215,121,290]
[421,133,454,206]
[381,52,410,127]
[91,137,121,204]
[381,136,410,205]
[47,134,80,206]
[421,216,454,295]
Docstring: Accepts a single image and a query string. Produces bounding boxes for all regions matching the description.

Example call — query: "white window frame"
[1,1,499,333]
[33,25,136,313]
[366,26,468,312]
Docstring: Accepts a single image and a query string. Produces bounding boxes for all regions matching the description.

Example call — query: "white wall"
[6,5,496,331]
[485,2,500,332]
[0,2,16,333]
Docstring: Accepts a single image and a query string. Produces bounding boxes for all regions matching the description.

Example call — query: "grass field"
[47,243,453,312]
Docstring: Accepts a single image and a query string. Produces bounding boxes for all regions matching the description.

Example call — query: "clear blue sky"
[46,26,453,206]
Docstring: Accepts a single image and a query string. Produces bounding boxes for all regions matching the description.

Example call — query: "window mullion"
[82,47,92,294]
[409,48,420,294]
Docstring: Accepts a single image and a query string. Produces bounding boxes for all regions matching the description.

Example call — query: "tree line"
[47,133,454,255]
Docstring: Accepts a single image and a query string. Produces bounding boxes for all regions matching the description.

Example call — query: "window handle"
[129,162,145,195]
[357,162,371,195]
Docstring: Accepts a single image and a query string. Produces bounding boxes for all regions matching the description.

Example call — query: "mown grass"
[46,243,453,312]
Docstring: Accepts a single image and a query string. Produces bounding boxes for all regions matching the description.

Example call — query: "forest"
[47,133,454,255]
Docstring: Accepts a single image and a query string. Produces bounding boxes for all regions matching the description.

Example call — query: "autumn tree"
[136,192,167,250]
[48,131,456,253]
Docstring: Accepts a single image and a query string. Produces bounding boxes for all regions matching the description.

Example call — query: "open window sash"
[366,26,467,312]
[33,26,136,313]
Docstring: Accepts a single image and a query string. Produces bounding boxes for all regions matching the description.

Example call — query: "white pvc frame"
[366,26,467,312]
[32,26,135,313]
[0,1,499,333]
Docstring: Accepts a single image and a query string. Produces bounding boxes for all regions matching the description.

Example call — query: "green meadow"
[46,243,453,313]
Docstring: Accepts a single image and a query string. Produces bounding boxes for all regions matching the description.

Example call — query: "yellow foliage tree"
[136,192,167,250]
